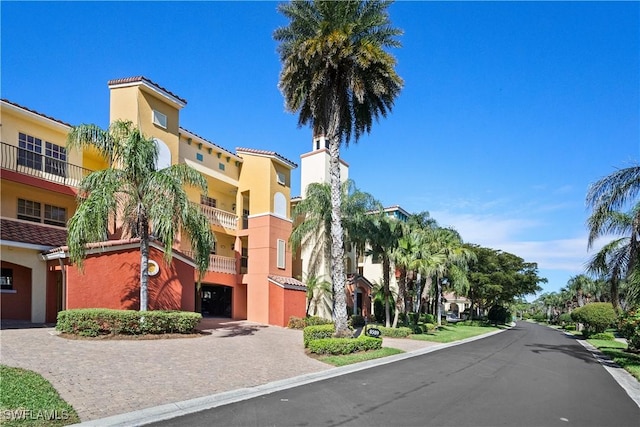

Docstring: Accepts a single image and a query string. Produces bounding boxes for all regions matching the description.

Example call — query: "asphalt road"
[152,322,640,427]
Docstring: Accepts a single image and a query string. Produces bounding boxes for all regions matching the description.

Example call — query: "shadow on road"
[526,333,599,365]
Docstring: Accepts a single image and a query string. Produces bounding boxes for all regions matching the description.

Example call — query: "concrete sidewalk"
[0,319,437,423]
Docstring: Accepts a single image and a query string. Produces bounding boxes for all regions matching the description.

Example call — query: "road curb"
[574,337,640,408]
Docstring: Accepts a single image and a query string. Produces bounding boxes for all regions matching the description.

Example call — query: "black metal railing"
[1,142,93,188]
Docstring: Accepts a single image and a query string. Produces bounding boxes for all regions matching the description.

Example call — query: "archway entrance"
[200,285,232,318]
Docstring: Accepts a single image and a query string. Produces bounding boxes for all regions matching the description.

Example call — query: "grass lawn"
[410,324,501,343]
[0,365,80,427]
[586,340,640,381]
[316,347,404,366]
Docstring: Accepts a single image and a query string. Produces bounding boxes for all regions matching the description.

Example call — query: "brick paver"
[0,319,435,422]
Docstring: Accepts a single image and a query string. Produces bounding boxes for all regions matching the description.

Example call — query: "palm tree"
[304,274,333,317]
[275,0,403,336]
[566,274,595,308]
[391,226,423,327]
[66,120,215,311]
[586,165,640,309]
[365,210,402,327]
[424,227,475,326]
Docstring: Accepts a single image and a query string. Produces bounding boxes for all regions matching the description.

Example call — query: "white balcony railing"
[208,254,237,274]
[184,251,237,275]
[198,204,238,230]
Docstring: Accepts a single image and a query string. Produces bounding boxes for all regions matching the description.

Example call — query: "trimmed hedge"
[371,325,412,338]
[287,316,333,330]
[307,336,382,355]
[56,308,201,337]
[571,303,616,337]
[590,332,615,341]
[303,324,335,348]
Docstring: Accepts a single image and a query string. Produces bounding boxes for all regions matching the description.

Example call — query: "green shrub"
[307,336,382,355]
[564,324,576,331]
[305,316,333,326]
[371,325,412,338]
[488,305,511,325]
[618,310,640,351]
[350,315,366,328]
[303,324,335,348]
[56,309,201,336]
[287,316,307,329]
[420,314,436,324]
[558,312,573,325]
[571,303,616,337]
[590,332,615,341]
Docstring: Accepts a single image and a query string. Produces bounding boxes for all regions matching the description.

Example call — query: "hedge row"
[287,316,333,330]
[303,324,335,348]
[56,309,202,336]
[371,325,413,338]
[618,310,640,351]
[307,336,382,355]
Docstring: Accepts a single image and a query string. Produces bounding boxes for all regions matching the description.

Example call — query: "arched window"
[154,138,172,170]
[274,192,286,217]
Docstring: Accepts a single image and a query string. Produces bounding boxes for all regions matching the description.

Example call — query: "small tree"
[571,303,616,337]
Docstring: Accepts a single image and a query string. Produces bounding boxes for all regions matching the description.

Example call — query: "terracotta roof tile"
[268,275,306,290]
[107,76,187,105]
[179,127,239,160]
[1,99,72,128]
[0,218,67,248]
[236,147,298,168]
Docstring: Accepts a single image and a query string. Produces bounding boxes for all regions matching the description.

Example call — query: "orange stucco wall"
[268,283,306,327]
[0,261,32,321]
[245,214,293,324]
[66,246,195,311]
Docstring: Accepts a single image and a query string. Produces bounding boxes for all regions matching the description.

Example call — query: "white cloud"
[430,210,595,274]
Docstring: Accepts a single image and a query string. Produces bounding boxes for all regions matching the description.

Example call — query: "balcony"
[198,204,238,230]
[1,142,92,188]
[184,251,237,275]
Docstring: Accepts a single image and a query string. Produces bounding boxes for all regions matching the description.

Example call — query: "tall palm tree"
[275,0,403,336]
[66,120,215,311]
[365,210,402,327]
[425,227,475,326]
[566,274,595,308]
[391,226,423,327]
[586,165,640,308]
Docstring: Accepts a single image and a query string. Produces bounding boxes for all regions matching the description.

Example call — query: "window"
[218,162,225,171]
[210,241,217,255]
[152,110,167,129]
[18,132,43,170]
[45,141,67,177]
[200,195,217,208]
[17,199,66,226]
[1,268,13,290]
[276,171,286,185]
[277,239,286,269]
[44,204,67,227]
[196,153,204,162]
[17,199,41,223]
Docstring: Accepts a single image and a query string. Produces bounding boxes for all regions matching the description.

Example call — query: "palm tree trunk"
[139,217,150,312]
[328,135,349,336]
[392,269,406,328]
[436,276,442,326]
[383,255,391,328]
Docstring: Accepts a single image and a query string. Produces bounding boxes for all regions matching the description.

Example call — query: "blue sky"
[2,1,638,300]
